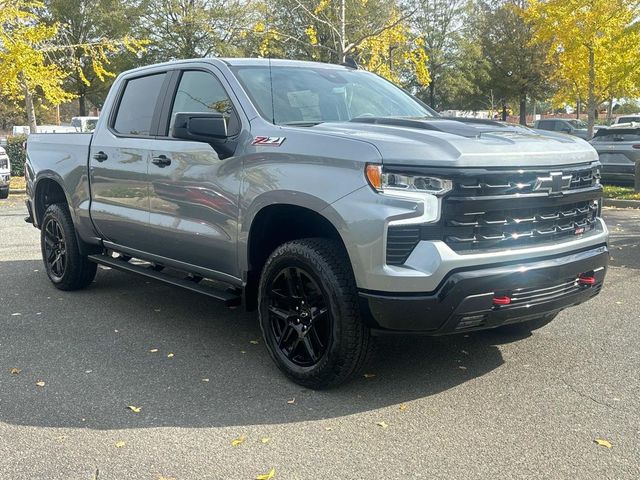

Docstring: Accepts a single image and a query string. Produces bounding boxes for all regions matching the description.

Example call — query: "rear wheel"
[496,313,558,333]
[258,238,373,389]
[41,203,97,290]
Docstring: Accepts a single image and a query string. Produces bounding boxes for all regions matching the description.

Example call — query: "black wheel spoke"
[266,263,332,367]
[44,218,66,280]
[302,336,318,362]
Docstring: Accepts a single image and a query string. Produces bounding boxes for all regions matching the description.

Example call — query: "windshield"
[231,65,437,125]
[567,119,587,129]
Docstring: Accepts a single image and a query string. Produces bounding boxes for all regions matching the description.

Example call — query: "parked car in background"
[12,125,30,136]
[71,116,99,132]
[0,146,10,199]
[590,123,640,185]
[534,118,595,139]
[613,114,640,124]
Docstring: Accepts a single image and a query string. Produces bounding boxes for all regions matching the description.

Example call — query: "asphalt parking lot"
[1,196,639,480]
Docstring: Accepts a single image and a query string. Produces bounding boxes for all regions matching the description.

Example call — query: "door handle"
[152,155,171,167]
[93,151,108,162]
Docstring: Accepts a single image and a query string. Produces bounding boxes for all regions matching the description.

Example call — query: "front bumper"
[360,244,608,334]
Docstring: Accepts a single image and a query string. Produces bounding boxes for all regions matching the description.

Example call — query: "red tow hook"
[578,274,596,286]
[492,296,512,306]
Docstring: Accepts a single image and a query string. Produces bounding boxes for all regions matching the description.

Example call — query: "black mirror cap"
[172,112,228,142]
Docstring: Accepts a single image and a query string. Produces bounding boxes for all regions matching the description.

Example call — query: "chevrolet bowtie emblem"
[533,172,572,194]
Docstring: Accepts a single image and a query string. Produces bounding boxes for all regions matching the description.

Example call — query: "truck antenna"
[268,55,276,125]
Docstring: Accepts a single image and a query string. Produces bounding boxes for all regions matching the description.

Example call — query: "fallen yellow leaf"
[594,439,612,448]
[35,381,45,387]
[399,404,408,411]
[115,441,126,448]
[240,350,247,354]
[256,468,276,480]
[261,437,270,444]
[363,373,376,379]
[202,378,209,382]
[287,398,295,404]
[376,421,388,429]
[10,368,21,375]
[231,435,246,447]
[324,427,333,431]
[167,353,174,358]
[149,348,159,353]
[249,340,259,345]
[127,405,141,413]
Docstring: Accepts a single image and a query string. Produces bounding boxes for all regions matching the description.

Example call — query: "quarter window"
[113,73,166,136]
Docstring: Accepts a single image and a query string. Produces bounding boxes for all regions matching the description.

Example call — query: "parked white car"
[0,146,10,199]
[614,114,640,124]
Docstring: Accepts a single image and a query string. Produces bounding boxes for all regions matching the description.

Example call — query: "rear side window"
[592,128,640,142]
[537,120,552,129]
[169,70,239,135]
[113,73,166,136]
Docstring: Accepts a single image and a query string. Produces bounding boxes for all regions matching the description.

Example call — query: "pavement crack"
[560,377,628,413]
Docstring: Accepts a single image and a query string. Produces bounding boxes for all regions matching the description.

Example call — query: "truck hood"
[312,118,598,167]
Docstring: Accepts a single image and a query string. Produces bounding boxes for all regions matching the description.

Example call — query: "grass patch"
[9,176,26,191]
[603,184,640,200]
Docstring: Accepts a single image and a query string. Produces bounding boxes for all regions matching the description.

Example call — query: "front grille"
[385,163,602,264]
[443,199,599,251]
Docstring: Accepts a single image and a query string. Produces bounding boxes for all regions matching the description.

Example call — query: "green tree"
[473,0,552,123]
[141,0,252,61]
[46,0,148,115]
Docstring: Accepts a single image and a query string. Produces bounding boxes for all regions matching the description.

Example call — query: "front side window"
[231,65,437,125]
[113,73,166,136]
[170,70,238,135]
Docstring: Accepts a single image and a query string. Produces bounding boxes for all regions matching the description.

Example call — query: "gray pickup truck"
[25,58,609,388]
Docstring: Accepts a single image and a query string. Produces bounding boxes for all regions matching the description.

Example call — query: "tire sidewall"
[258,244,350,383]
[41,207,70,285]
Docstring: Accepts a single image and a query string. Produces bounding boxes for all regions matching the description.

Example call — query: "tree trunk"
[79,94,87,116]
[340,0,346,63]
[22,78,37,133]
[576,98,581,119]
[607,97,614,125]
[429,81,436,109]
[587,47,596,139]
[519,94,527,125]
[501,104,507,122]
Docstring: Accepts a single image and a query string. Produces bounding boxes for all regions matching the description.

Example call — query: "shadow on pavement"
[0,259,519,431]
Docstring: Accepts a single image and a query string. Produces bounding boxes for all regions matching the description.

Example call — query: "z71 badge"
[252,136,286,146]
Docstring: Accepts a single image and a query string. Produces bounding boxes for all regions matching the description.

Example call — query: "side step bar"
[88,254,241,307]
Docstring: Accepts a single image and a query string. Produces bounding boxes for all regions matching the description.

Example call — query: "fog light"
[578,274,596,286]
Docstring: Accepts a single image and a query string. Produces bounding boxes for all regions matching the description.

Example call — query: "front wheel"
[258,238,373,389]
[41,203,97,290]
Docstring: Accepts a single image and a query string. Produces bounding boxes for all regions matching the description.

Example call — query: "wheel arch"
[243,201,351,310]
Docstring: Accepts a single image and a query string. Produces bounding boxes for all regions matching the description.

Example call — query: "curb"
[9,189,26,195]
[603,198,640,209]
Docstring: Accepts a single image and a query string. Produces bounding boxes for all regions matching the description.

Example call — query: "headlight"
[365,164,452,196]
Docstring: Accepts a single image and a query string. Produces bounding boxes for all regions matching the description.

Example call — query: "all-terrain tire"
[40,203,97,291]
[258,238,374,389]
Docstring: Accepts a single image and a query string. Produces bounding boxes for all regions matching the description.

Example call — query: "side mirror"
[172,112,228,142]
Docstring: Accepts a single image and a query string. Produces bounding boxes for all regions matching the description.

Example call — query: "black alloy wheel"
[43,217,67,281]
[266,266,332,367]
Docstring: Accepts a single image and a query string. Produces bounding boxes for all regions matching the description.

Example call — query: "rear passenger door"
[145,68,244,279]
[90,71,170,252]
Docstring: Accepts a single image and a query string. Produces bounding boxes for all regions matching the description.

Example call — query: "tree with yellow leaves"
[526,0,640,137]
[0,0,147,130]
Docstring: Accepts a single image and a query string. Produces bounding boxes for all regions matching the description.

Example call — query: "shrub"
[5,134,27,176]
